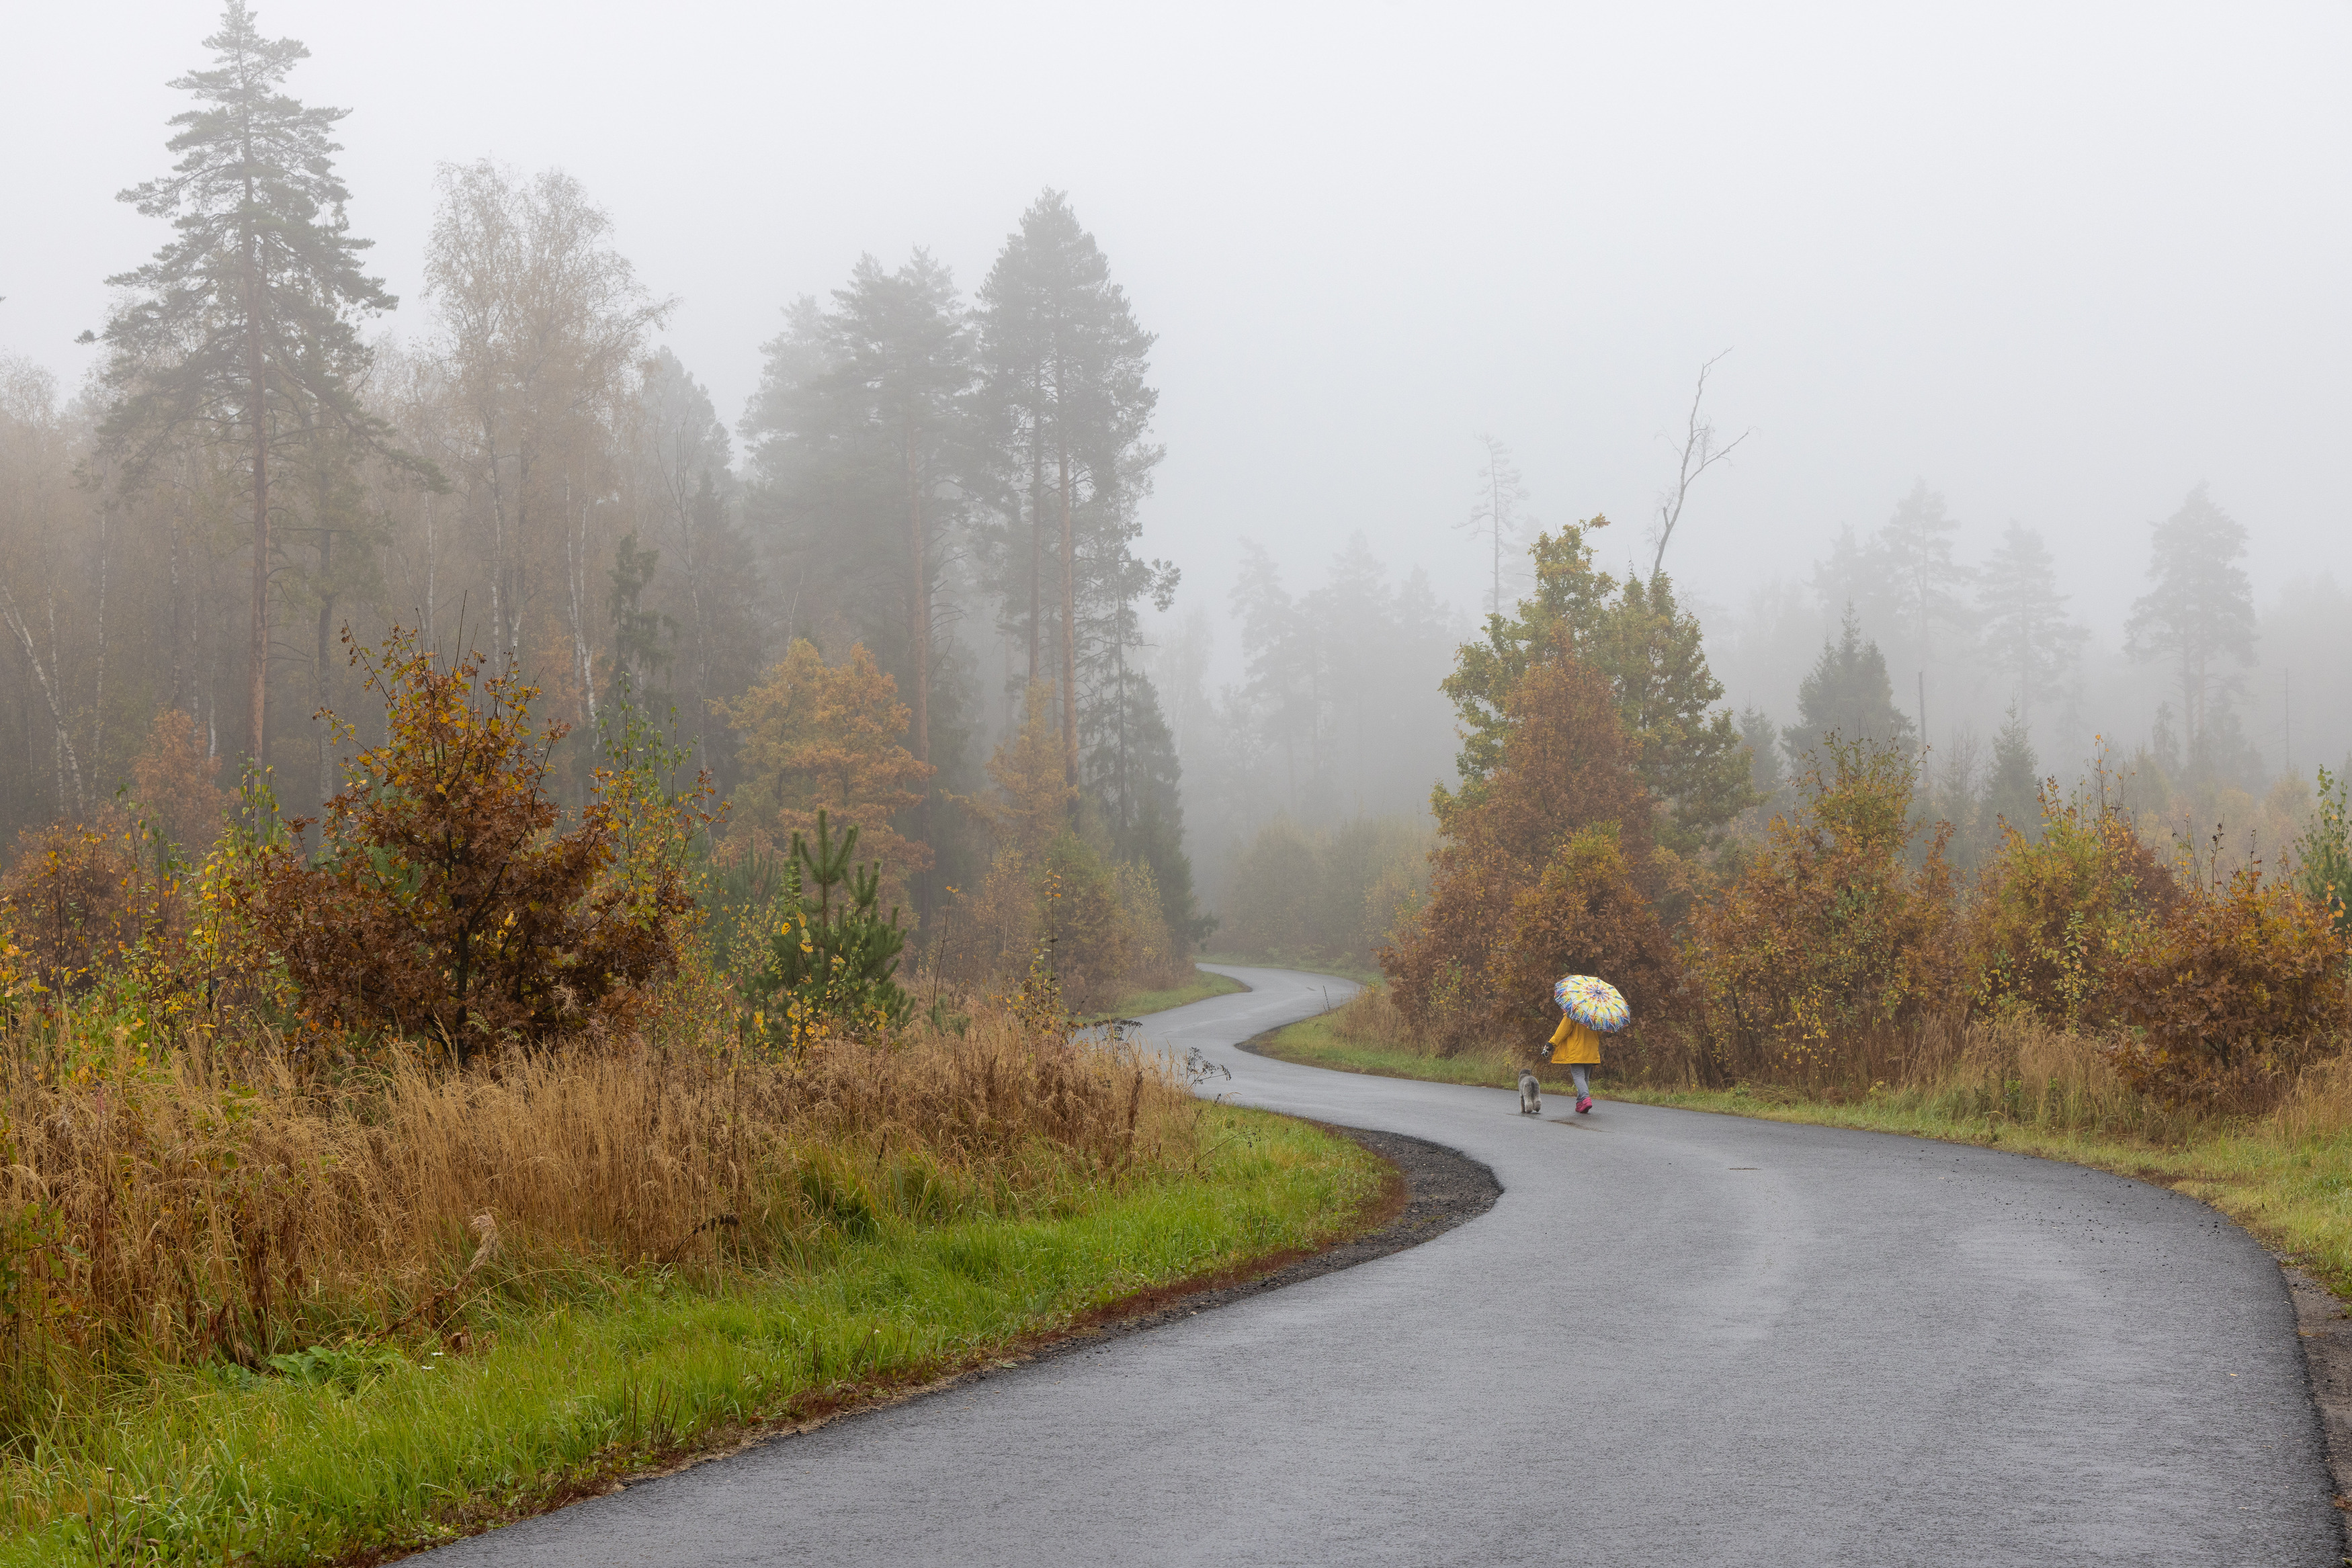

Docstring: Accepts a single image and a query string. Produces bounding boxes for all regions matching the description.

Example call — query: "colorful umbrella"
[1554,974,1630,1033]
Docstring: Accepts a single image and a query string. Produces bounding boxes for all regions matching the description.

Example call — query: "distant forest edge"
[1,2,2343,979]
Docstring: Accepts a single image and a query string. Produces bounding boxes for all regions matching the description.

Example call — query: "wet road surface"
[432,964,2339,1566]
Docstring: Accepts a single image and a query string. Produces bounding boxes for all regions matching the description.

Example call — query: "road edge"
[372,1116,1497,1563]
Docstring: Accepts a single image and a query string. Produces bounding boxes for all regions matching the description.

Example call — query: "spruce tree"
[1984,703,2041,838]
[93,1,409,765]
[1781,609,1917,768]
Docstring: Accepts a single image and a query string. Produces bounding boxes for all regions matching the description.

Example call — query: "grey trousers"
[1569,1065,1590,1096]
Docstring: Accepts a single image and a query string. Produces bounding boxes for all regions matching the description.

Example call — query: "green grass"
[1259,1014,2352,1304]
[1103,967,1250,1018]
[1255,1014,1583,1093]
[0,1106,1380,1566]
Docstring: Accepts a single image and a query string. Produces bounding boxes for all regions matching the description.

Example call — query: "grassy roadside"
[0,1106,1380,1567]
[1104,967,1249,1018]
[1255,1014,1585,1094]
[1255,1014,2352,1303]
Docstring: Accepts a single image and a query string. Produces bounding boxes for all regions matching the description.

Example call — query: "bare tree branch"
[1648,350,1752,579]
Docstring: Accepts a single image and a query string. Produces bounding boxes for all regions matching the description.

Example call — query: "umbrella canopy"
[1554,974,1630,1033]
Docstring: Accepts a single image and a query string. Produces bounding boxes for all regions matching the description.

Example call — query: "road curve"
[435,965,2339,1565]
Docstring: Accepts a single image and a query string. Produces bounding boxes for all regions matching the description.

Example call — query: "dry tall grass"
[0,998,1195,1434]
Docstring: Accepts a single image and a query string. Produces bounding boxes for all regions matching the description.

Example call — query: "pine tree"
[739,253,978,911]
[976,191,1161,789]
[2125,484,2257,779]
[1781,609,1917,767]
[1977,522,2087,731]
[93,1,412,765]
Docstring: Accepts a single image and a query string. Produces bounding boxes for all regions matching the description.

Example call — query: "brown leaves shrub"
[130,707,230,859]
[243,628,699,1058]
[2105,865,2349,1110]
[1686,737,1958,1086]
[1383,652,1667,1051]
[0,815,161,997]
[1492,826,1681,1067]
[1964,775,2179,1027]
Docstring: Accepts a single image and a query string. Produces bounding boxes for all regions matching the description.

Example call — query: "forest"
[0,3,1234,1011]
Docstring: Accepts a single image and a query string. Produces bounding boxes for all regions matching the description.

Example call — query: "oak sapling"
[243,625,699,1060]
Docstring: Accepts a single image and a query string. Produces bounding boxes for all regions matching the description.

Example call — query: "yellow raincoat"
[1548,1014,1601,1065]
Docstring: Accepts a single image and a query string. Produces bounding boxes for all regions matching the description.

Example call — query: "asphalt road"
[434,965,2340,1566]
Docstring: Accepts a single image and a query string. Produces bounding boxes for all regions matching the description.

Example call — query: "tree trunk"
[245,228,270,766]
[0,582,83,813]
[1027,398,1043,684]
[315,527,337,803]
[1058,433,1078,790]
[905,420,932,911]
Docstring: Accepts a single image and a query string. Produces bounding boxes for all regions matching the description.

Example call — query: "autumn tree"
[720,640,934,910]
[93,1,414,766]
[1493,826,1680,1061]
[1441,519,1753,853]
[245,627,697,1057]
[1965,772,2178,1026]
[424,160,669,720]
[1687,739,1958,1083]
[1386,652,1663,1047]
[130,708,230,857]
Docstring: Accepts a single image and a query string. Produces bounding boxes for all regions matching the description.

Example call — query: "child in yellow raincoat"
[1548,1011,1600,1115]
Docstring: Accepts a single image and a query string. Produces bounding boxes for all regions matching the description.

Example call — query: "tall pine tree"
[2125,484,2257,779]
[94,1,411,765]
[976,191,1161,790]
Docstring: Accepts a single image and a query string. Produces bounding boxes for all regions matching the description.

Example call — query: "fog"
[7,0,2351,839]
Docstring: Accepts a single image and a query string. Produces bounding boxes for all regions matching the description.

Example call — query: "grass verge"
[1254,1014,1585,1094]
[1257,1012,2352,1303]
[1104,967,1250,1018]
[0,1105,1380,1567]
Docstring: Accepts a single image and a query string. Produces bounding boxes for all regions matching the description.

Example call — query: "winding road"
[437,965,2340,1565]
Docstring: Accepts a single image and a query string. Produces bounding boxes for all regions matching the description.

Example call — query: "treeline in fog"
[0,3,1198,1004]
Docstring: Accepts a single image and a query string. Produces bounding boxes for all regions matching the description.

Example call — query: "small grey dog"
[1517,1069,1542,1116]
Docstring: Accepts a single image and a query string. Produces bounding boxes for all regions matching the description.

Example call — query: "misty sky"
[8,1,2350,674]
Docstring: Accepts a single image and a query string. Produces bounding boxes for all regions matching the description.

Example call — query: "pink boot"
[1575,1095,1593,1115]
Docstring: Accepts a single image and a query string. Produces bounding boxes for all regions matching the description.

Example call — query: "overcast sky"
[7,1,2349,664]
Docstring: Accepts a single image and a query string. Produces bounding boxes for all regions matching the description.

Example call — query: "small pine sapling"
[745,810,912,1058]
